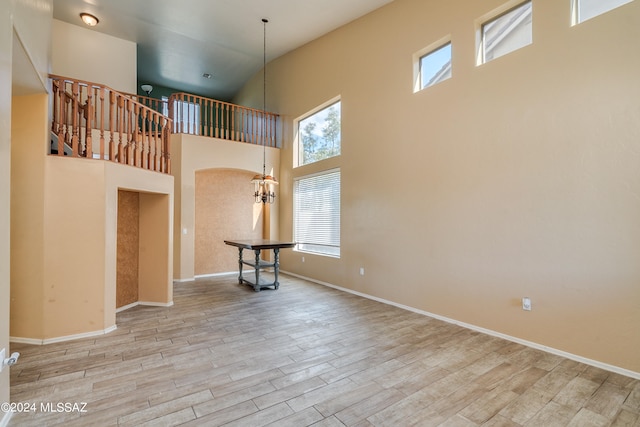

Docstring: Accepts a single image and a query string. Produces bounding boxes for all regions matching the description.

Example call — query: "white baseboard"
[116,301,139,313]
[139,301,173,308]
[173,278,195,283]
[1,410,12,427]
[281,270,640,380]
[116,301,174,313]
[194,271,236,279]
[10,325,118,345]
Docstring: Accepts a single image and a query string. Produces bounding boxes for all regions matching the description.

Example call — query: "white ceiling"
[52,0,394,101]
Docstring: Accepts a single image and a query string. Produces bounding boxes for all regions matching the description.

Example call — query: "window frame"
[294,96,341,168]
[571,0,634,25]
[476,0,533,65]
[413,37,452,93]
[293,168,341,258]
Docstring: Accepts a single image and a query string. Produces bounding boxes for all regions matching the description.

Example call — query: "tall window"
[294,170,341,257]
[572,0,633,24]
[479,1,532,64]
[297,101,341,166]
[419,42,452,90]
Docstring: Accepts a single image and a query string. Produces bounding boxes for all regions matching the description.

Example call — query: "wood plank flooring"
[8,274,640,426]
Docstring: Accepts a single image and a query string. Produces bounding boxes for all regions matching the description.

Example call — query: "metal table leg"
[237,247,243,284]
[273,248,280,290]
[253,249,261,292]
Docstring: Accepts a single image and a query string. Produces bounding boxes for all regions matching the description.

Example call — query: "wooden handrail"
[49,75,172,174]
[121,91,280,148]
[168,93,278,147]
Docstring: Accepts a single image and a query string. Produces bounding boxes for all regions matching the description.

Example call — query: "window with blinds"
[572,0,633,24]
[294,169,341,257]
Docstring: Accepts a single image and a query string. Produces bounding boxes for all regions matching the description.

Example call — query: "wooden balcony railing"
[50,75,172,174]
[129,92,279,148]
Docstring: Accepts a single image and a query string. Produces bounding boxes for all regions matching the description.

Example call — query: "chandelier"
[252,18,278,204]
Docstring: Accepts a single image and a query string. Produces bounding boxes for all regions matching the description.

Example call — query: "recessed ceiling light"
[203,73,212,79]
[80,13,99,26]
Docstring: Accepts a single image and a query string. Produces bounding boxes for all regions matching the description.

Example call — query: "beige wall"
[138,192,172,303]
[2,0,52,418]
[195,169,264,276]
[236,0,640,374]
[0,0,11,414]
[172,134,280,280]
[10,94,48,339]
[10,153,174,340]
[117,190,140,308]
[52,19,136,93]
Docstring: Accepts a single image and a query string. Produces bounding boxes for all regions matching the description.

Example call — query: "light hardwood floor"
[8,274,640,426]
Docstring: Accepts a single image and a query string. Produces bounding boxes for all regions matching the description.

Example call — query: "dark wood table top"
[224,239,296,250]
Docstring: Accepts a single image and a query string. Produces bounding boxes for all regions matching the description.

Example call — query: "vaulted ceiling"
[52,0,394,101]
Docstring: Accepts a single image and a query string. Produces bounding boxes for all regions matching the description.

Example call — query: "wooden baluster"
[71,81,80,157]
[158,115,163,170]
[85,86,93,158]
[63,93,70,153]
[146,112,153,170]
[217,101,222,139]
[252,109,257,145]
[183,94,188,134]
[261,111,265,146]
[208,99,213,137]
[266,113,270,147]
[50,80,59,148]
[183,95,189,134]
[130,100,136,166]
[176,94,182,134]
[99,87,105,160]
[241,108,245,142]
[188,94,192,134]
[213,101,218,138]
[273,114,277,147]
[151,112,159,171]
[118,95,125,164]
[147,111,152,170]
[202,97,207,137]
[190,95,195,135]
[225,104,229,140]
[270,113,274,147]
[131,100,139,167]
[168,96,174,134]
[55,81,65,155]
[109,90,116,161]
[141,108,148,170]
[231,105,236,141]
[164,121,171,174]
[156,119,162,172]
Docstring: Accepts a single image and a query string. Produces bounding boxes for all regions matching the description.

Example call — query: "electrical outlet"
[522,297,532,311]
[302,256,305,263]
[359,267,365,276]
[0,348,4,372]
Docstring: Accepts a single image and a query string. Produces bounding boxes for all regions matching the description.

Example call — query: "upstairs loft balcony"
[49,75,280,175]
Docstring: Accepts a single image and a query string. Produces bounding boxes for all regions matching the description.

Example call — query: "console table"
[224,239,296,291]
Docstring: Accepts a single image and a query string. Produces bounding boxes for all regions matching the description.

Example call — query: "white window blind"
[481,1,532,64]
[294,170,340,257]
[574,0,633,24]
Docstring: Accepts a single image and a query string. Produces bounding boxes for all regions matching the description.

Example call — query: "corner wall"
[10,155,174,342]
[0,0,12,416]
[172,134,280,281]
[236,0,640,374]
[2,1,53,420]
